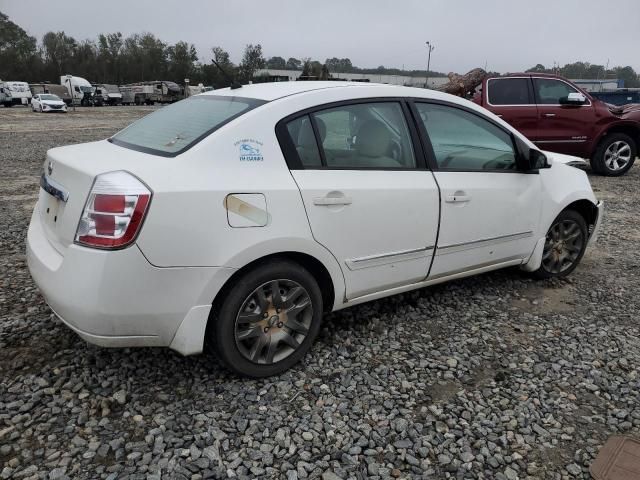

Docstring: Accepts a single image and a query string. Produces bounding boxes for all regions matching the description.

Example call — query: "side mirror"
[528,149,550,170]
[514,135,550,170]
[559,92,587,105]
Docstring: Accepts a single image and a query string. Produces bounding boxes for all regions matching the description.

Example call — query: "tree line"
[3,12,637,89]
[526,62,640,88]
[0,11,445,88]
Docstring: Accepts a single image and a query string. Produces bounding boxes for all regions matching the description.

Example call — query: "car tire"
[38,105,43,113]
[532,209,588,280]
[592,133,637,176]
[208,260,323,378]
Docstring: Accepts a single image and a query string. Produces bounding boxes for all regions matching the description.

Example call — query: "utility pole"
[425,41,435,89]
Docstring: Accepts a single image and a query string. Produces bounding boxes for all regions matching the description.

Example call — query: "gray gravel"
[1,105,639,479]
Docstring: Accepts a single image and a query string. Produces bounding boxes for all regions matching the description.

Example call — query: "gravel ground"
[1,105,639,480]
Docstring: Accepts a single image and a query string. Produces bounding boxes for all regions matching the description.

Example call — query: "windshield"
[110,95,265,156]
[80,86,94,93]
[166,82,180,92]
[40,94,60,101]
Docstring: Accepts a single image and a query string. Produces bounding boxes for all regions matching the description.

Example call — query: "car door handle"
[445,194,471,203]
[313,195,352,206]
[543,113,556,117]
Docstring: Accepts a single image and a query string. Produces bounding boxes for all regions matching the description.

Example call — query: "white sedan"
[27,82,602,377]
[31,93,68,113]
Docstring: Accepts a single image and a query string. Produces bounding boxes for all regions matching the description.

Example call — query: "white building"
[571,79,621,92]
[254,69,448,89]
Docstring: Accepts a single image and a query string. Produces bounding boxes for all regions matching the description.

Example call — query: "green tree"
[97,32,123,83]
[285,57,302,70]
[613,66,640,88]
[41,31,77,78]
[325,57,353,73]
[0,11,39,80]
[526,64,549,73]
[238,43,265,82]
[167,41,197,83]
[266,56,286,69]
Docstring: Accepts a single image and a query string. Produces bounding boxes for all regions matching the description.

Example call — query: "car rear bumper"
[26,205,236,354]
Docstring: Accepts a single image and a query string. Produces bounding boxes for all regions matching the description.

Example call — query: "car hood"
[42,100,65,106]
[608,103,640,117]
[542,150,587,168]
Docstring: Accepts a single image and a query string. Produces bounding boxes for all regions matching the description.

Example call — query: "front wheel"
[592,133,636,176]
[208,260,323,377]
[533,209,588,279]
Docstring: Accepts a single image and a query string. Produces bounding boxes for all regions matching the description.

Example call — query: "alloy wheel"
[234,279,313,365]
[541,219,585,274]
[604,141,632,171]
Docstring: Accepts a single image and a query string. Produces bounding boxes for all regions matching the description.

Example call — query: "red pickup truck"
[473,73,640,176]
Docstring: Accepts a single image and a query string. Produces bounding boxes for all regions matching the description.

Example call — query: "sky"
[2,0,639,74]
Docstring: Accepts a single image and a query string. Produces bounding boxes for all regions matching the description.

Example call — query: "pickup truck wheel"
[533,209,587,279]
[593,133,636,176]
[208,260,323,377]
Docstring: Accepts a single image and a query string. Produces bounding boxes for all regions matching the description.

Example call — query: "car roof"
[500,72,572,80]
[201,81,365,101]
[201,81,463,104]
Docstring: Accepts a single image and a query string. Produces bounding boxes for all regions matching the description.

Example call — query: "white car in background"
[31,94,68,113]
[27,82,602,377]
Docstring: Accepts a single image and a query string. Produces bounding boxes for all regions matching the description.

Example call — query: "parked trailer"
[0,84,12,107]
[30,83,73,105]
[93,84,123,106]
[2,81,32,105]
[120,81,181,105]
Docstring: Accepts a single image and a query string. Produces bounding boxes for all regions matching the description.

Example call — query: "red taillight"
[75,172,151,249]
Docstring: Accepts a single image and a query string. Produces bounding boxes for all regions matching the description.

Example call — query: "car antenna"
[211,59,242,90]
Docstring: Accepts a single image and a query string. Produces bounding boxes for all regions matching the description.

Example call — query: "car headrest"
[356,120,390,157]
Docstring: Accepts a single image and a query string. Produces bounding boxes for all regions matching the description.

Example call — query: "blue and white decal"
[235,139,264,161]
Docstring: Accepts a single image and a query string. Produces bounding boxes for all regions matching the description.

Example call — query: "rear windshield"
[110,95,265,156]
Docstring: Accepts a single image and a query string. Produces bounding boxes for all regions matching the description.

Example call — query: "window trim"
[486,77,536,107]
[531,76,592,107]
[275,97,429,171]
[108,95,267,158]
[410,99,535,174]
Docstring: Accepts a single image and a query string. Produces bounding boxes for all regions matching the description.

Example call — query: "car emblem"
[47,160,54,176]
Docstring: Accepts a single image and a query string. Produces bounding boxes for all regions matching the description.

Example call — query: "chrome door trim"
[534,139,587,144]
[40,174,69,202]
[436,231,533,256]
[346,245,435,271]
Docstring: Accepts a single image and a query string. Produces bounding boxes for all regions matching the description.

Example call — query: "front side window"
[416,103,517,171]
[487,78,532,105]
[110,95,264,156]
[534,78,580,105]
[284,102,416,169]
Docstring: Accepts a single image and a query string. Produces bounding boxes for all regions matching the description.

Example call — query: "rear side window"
[285,116,322,167]
[487,78,532,105]
[283,102,416,169]
[110,96,265,156]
